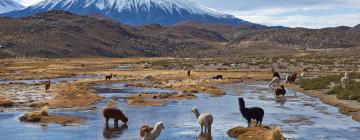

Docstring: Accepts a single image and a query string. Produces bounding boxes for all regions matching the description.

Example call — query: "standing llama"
[341,72,351,89]
[275,85,286,96]
[105,74,113,81]
[191,107,213,133]
[238,98,264,127]
[269,72,281,88]
[140,122,165,140]
[45,80,51,92]
[103,108,128,126]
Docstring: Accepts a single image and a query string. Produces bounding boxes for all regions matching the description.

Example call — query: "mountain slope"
[1,0,252,26]
[0,11,228,58]
[0,0,24,14]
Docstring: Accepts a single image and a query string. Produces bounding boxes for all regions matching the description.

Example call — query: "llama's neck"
[239,102,245,110]
[149,125,163,138]
[193,110,200,119]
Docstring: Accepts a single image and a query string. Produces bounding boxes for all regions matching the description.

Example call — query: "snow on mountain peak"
[0,0,24,14]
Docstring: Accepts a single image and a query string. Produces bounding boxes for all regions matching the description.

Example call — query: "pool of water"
[1,82,360,140]
[0,75,100,85]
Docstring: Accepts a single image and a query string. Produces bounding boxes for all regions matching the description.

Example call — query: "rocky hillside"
[0,11,359,58]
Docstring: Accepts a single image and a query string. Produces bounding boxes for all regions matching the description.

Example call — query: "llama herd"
[41,69,352,139]
[102,97,264,140]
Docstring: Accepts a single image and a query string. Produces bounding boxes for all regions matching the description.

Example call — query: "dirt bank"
[125,93,196,107]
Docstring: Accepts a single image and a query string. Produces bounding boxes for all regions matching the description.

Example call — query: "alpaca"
[285,73,297,83]
[341,72,351,89]
[238,98,264,127]
[187,69,191,77]
[269,72,281,88]
[105,74,113,81]
[103,108,128,126]
[45,80,51,92]
[192,107,213,133]
[275,85,286,96]
[213,75,223,80]
[140,122,165,140]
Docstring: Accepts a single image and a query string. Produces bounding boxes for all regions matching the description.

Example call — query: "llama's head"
[123,117,128,124]
[273,72,280,78]
[238,97,245,108]
[191,107,198,113]
[156,122,165,130]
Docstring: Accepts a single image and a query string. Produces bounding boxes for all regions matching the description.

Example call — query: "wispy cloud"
[16,0,43,6]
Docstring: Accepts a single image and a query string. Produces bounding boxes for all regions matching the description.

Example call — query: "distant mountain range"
[0,0,24,14]
[1,0,255,26]
[0,11,359,58]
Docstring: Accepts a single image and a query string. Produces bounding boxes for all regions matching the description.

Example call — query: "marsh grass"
[327,82,360,101]
[299,74,342,90]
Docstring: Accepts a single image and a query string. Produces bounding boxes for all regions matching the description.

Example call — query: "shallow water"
[0,75,100,85]
[1,82,360,140]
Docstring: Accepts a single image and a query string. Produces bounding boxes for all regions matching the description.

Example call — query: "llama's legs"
[247,120,251,127]
[105,118,109,125]
[208,126,211,133]
[259,119,262,126]
[201,125,204,132]
[114,119,118,126]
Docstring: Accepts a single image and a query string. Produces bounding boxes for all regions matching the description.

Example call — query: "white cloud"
[17,0,43,6]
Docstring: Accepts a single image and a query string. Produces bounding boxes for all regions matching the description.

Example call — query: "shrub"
[299,74,342,90]
[328,82,360,101]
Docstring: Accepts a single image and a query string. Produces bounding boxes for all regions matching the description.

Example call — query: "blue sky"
[15,0,360,28]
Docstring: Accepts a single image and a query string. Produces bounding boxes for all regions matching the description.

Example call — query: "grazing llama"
[269,72,281,88]
[238,97,264,127]
[140,122,165,140]
[192,107,213,133]
[285,73,297,83]
[213,75,223,80]
[105,74,113,81]
[341,72,351,89]
[275,85,286,96]
[103,108,128,126]
[45,80,51,92]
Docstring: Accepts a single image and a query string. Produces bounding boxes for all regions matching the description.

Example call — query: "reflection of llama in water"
[197,132,212,140]
[103,124,128,139]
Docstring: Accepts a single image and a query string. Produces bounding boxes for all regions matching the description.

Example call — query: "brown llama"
[45,80,51,92]
[275,85,286,96]
[105,74,113,81]
[103,108,128,126]
[187,69,191,77]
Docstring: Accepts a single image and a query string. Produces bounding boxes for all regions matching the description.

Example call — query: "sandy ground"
[227,125,285,140]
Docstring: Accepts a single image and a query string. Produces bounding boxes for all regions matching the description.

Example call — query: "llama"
[213,75,223,80]
[105,74,113,81]
[103,108,128,126]
[140,122,165,140]
[191,107,213,133]
[45,80,51,92]
[285,73,297,83]
[275,85,286,96]
[187,69,191,77]
[238,97,264,127]
[341,72,351,89]
[269,72,281,88]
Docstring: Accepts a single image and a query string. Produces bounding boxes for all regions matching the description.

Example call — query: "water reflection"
[197,132,212,140]
[275,96,286,106]
[103,124,128,139]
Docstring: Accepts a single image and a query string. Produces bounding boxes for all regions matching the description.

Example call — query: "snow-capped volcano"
[1,0,251,25]
[0,0,24,14]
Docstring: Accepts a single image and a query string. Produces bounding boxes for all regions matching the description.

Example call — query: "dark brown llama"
[238,97,264,127]
[103,108,128,126]
[45,80,51,92]
[105,74,113,81]
[275,85,286,96]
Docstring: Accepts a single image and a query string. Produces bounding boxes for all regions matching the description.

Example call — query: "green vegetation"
[327,82,360,101]
[299,75,342,90]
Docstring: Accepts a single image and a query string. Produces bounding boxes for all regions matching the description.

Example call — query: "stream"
[0,82,360,140]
